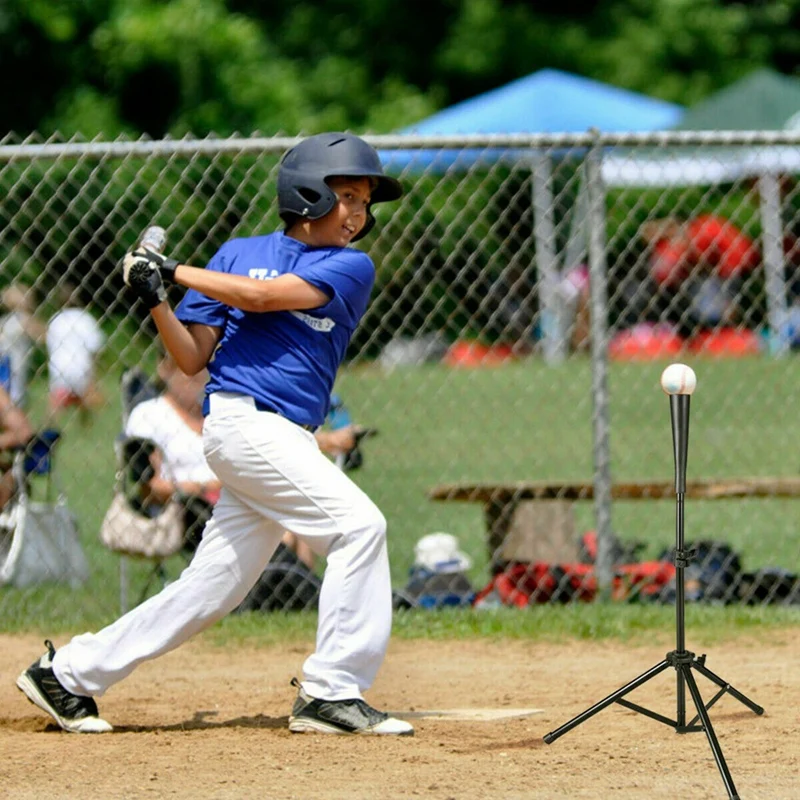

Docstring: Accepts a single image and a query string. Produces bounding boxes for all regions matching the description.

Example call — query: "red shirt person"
[649,214,759,286]
[643,215,760,335]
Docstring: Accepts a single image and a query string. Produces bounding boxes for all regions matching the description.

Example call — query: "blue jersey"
[175,232,375,426]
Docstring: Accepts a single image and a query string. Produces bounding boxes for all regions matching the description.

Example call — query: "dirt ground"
[1,629,798,799]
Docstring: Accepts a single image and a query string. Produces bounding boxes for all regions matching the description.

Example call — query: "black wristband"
[159,257,180,283]
[136,248,179,282]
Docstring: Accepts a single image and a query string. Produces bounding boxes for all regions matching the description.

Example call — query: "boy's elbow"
[242,285,285,313]
[243,292,274,313]
[174,356,206,376]
[187,362,208,377]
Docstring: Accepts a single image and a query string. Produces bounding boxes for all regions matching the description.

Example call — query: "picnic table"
[429,477,800,570]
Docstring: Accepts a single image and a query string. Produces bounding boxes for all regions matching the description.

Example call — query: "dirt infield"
[1,629,798,799]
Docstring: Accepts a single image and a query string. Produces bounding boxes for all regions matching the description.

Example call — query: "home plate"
[397,708,543,722]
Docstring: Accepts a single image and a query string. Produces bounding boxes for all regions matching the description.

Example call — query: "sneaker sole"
[16,673,113,734]
[288,716,353,735]
[288,715,414,736]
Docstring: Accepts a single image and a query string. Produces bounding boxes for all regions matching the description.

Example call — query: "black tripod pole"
[671,393,689,728]
[543,371,764,800]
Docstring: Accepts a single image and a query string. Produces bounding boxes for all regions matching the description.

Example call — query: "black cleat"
[288,677,413,735]
[16,640,112,733]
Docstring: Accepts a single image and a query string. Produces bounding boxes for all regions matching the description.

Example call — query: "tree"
[0,0,112,136]
[2,0,800,138]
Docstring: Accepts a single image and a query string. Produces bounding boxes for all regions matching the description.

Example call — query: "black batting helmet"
[278,132,403,241]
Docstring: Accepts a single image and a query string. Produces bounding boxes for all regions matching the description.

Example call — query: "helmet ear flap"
[279,175,338,224]
[296,186,322,208]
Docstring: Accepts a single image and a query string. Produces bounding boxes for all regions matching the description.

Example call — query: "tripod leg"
[676,665,686,729]
[682,665,739,800]
[544,659,671,744]
[692,658,764,716]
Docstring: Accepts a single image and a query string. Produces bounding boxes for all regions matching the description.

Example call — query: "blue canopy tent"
[383,69,684,362]
[385,68,683,171]
[403,68,682,134]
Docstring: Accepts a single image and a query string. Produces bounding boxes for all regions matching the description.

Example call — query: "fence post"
[586,134,614,597]
[531,150,567,364]
[759,172,790,356]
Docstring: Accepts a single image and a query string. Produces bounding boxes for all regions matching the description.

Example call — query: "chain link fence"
[1,131,800,621]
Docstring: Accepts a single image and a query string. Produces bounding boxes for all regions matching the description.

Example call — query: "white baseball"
[660,363,697,395]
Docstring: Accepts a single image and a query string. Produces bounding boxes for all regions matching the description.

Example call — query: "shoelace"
[334,698,389,726]
[361,701,390,726]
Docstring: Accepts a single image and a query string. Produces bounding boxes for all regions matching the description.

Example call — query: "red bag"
[474,562,596,607]
[473,559,676,607]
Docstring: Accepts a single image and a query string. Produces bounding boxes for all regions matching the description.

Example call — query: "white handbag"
[100,492,185,559]
[0,497,89,588]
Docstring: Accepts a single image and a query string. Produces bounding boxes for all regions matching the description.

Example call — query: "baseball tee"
[175,232,375,426]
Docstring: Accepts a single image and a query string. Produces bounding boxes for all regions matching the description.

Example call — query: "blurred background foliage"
[2,0,800,140]
[2,1,800,614]
[1,0,799,352]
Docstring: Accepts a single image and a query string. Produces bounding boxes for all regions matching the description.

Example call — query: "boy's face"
[302,176,373,247]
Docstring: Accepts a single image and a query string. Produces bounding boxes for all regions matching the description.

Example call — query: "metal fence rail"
[1,131,800,619]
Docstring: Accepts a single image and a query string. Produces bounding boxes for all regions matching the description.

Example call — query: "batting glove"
[121,252,167,309]
[132,247,180,283]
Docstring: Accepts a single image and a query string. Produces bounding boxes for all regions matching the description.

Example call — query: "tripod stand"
[543,391,764,800]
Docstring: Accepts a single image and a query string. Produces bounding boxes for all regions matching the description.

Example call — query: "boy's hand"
[121,252,167,308]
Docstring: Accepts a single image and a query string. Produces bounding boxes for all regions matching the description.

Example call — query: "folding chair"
[107,367,186,612]
[104,434,192,612]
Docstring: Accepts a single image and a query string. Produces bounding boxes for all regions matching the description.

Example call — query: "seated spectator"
[47,282,105,425]
[124,353,220,553]
[126,353,358,565]
[0,386,35,512]
[0,283,46,408]
[641,215,760,338]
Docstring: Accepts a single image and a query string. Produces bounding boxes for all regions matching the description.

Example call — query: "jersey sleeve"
[175,242,233,327]
[296,250,375,325]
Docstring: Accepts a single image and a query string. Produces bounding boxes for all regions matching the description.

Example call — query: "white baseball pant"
[53,392,393,701]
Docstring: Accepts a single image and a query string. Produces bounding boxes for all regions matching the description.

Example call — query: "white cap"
[413,532,472,574]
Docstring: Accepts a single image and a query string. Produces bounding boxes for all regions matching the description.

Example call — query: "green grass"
[11,603,796,647]
[2,351,800,632]
[201,605,800,648]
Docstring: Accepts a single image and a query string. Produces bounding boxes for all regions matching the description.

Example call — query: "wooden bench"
[429,478,800,571]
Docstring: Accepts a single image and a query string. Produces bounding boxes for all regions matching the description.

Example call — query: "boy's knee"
[365,505,387,538]
[343,502,386,544]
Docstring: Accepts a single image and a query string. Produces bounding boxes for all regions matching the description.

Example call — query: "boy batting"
[17,132,413,736]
